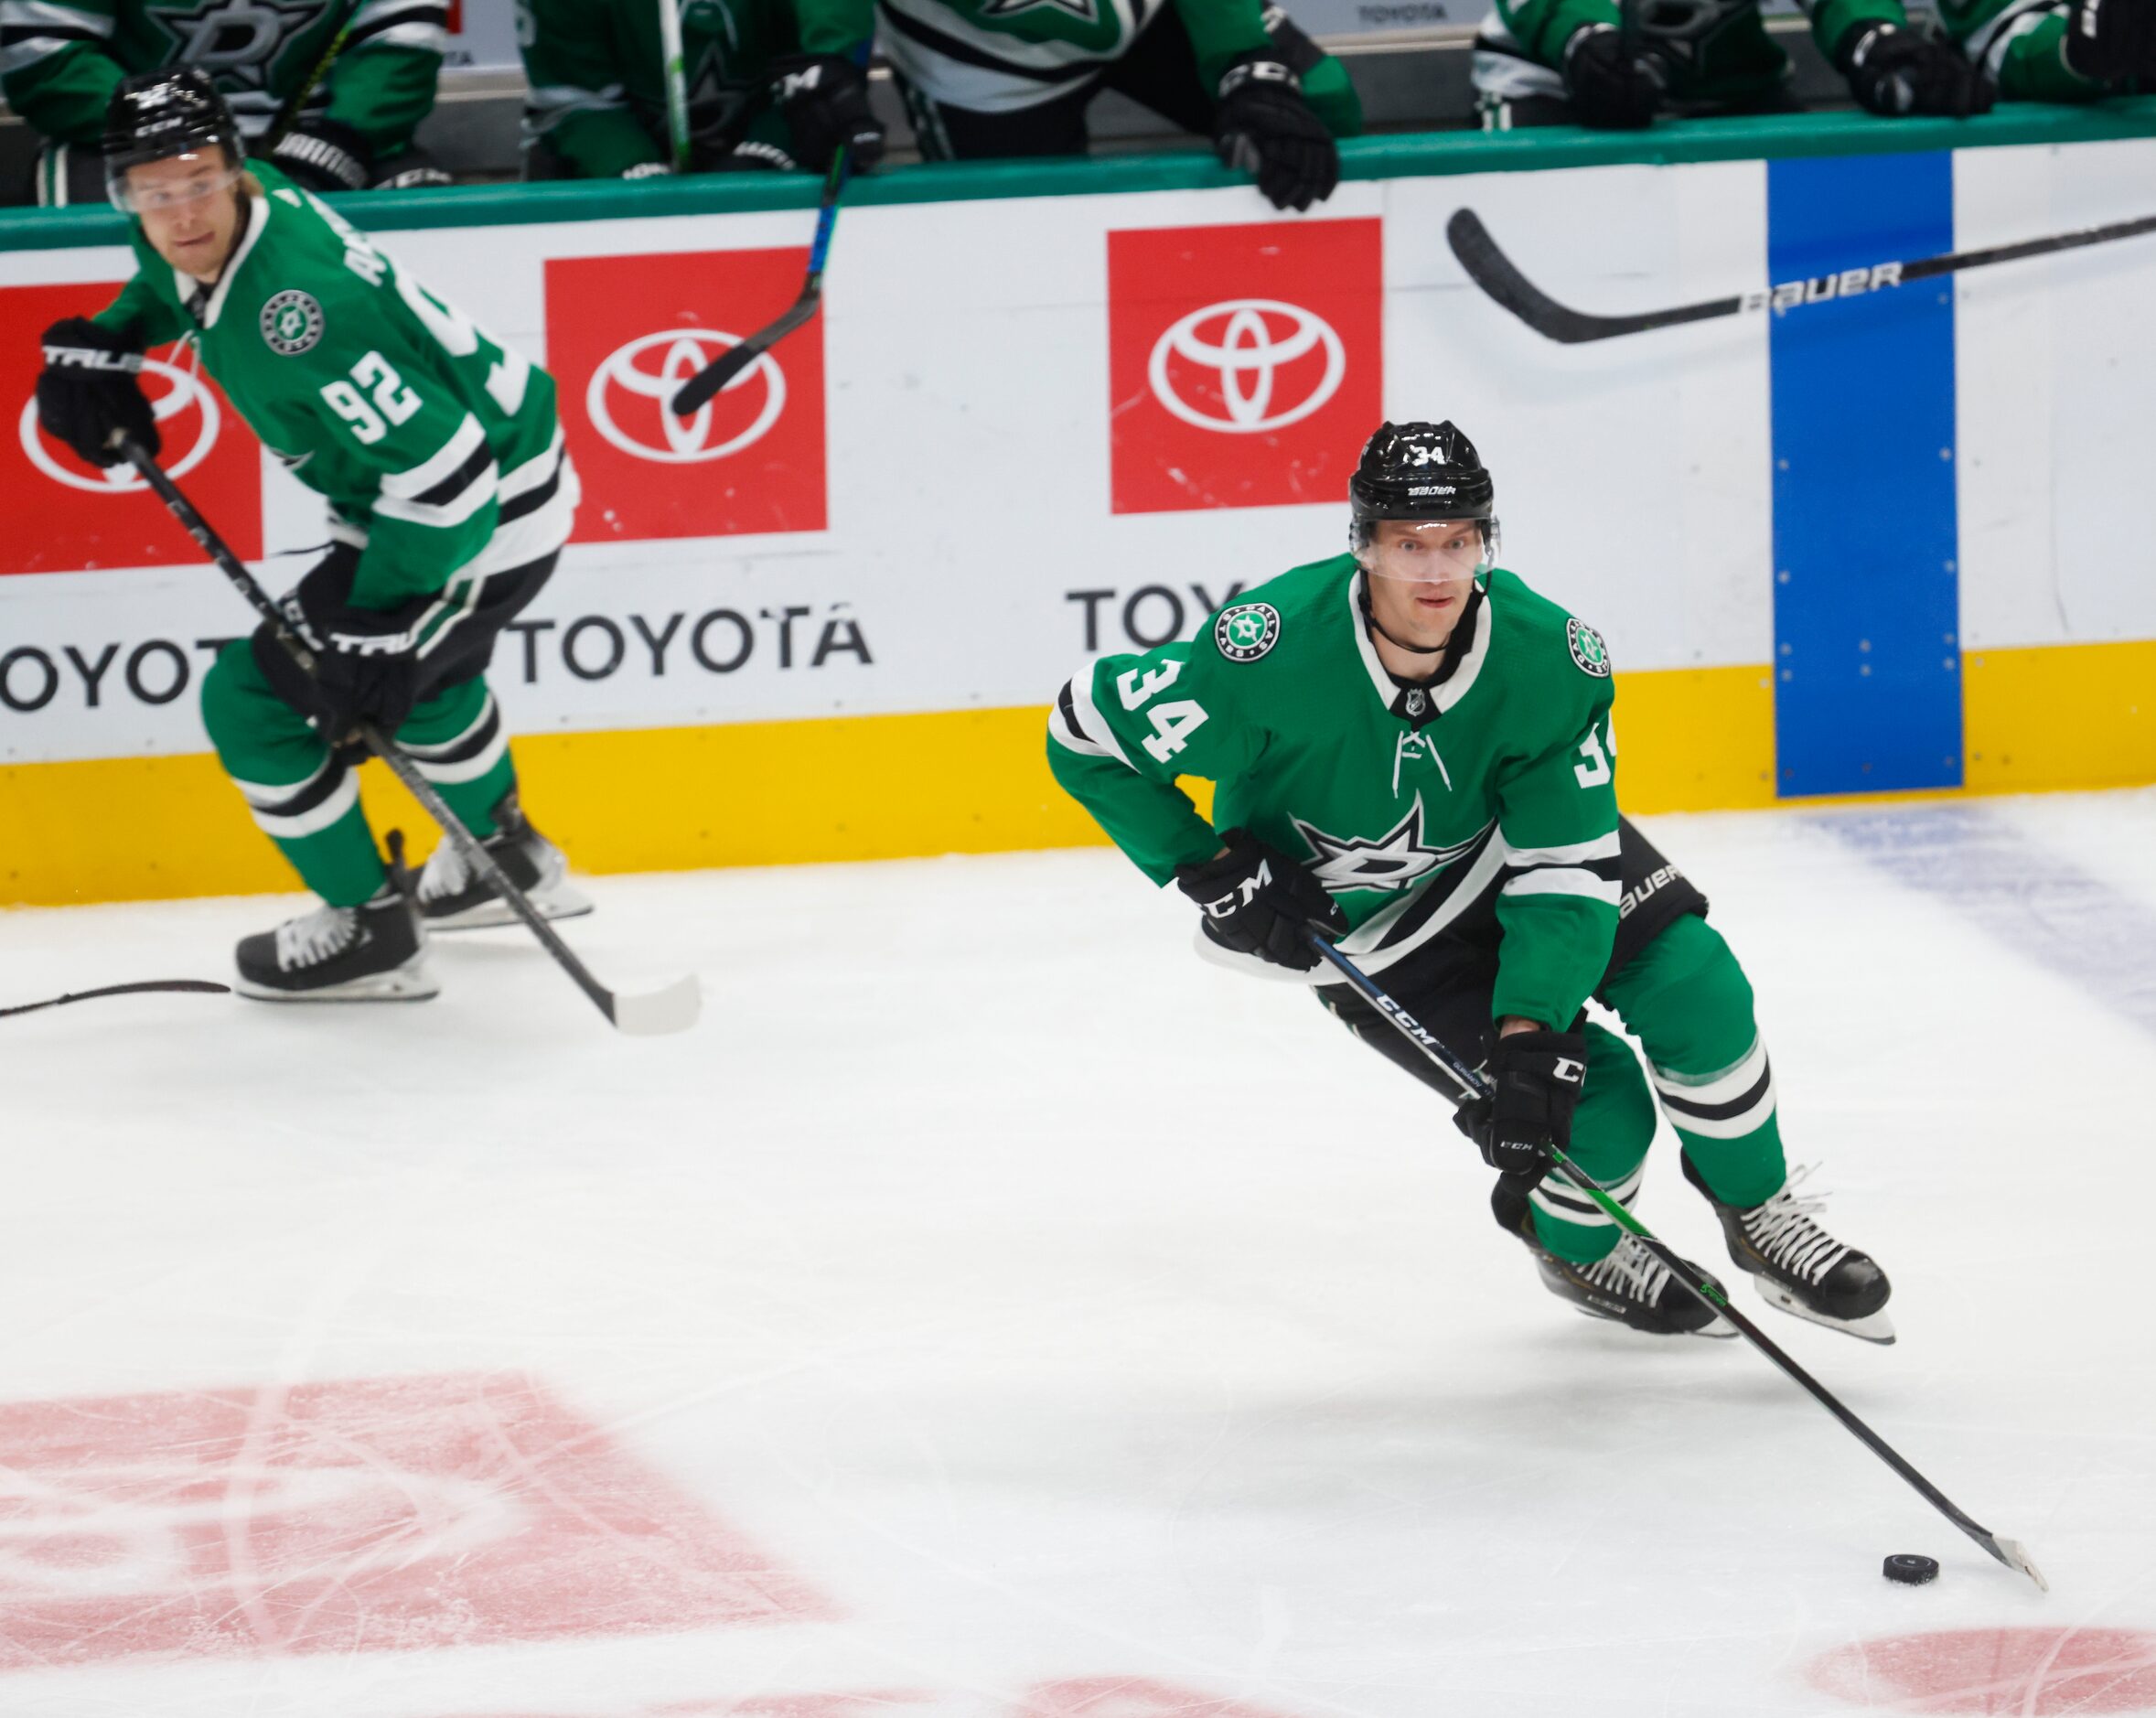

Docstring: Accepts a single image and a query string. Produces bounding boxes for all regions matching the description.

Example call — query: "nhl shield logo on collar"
[1567,617,1612,678]
[261,289,325,357]
[1215,602,1281,662]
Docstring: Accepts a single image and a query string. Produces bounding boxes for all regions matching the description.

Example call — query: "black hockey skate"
[1504,1194,1735,1338]
[1682,1155,1894,1345]
[416,792,591,930]
[233,861,435,1004]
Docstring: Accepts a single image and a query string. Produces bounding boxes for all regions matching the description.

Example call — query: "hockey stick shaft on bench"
[1448,204,2156,344]
[121,440,698,1036]
[1303,929,2045,1589]
[670,135,855,416]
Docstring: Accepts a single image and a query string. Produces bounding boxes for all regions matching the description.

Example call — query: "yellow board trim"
[1,642,2148,908]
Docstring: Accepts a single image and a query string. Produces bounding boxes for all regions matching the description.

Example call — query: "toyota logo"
[1148,298,1346,435]
[19,356,222,492]
[586,328,785,464]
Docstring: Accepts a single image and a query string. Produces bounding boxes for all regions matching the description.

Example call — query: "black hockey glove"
[771,54,885,175]
[270,118,375,193]
[1839,24,1995,116]
[1213,50,1339,213]
[2065,0,2156,84]
[261,547,428,743]
[1175,828,1347,971]
[1453,1028,1588,1184]
[36,317,156,468]
[1562,25,1664,129]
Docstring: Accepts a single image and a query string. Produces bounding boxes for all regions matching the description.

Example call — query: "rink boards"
[2,123,2155,904]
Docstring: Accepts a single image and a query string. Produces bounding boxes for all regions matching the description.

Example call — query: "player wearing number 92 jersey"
[1049,420,1896,1344]
[38,70,585,1004]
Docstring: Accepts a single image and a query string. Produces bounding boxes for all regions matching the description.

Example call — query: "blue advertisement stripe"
[1767,152,1963,798]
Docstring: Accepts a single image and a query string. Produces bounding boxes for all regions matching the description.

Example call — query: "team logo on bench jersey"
[1214,601,1281,661]
[1567,617,1611,678]
[261,290,324,356]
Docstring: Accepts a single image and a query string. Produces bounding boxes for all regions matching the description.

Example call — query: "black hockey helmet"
[102,67,243,213]
[1348,420,1500,574]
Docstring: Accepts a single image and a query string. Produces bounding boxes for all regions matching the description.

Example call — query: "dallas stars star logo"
[979,0,1101,23]
[1292,800,1485,893]
[146,0,330,92]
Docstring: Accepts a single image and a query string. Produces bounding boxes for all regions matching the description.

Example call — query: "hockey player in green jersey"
[2,0,447,206]
[1048,421,1894,1342]
[35,70,586,1002]
[853,0,1360,213]
[1936,0,2156,102]
[517,0,885,179]
[1470,0,1991,128]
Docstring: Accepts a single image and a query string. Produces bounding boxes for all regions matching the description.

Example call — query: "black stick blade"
[670,294,822,417]
[671,343,763,416]
[1447,208,1740,344]
[1,978,231,1020]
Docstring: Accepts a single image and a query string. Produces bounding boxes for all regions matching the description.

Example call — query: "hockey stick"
[1304,929,2048,1591]
[1448,204,2156,345]
[262,0,361,153]
[658,0,692,172]
[2,979,231,1020]
[670,137,853,415]
[119,440,700,1037]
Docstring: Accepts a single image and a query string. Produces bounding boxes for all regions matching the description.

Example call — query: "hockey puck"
[1882,1553,1940,1585]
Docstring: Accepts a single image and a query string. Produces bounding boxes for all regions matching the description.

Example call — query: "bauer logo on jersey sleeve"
[260,290,324,356]
[1567,617,1612,677]
[1106,220,1382,516]
[1215,601,1281,661]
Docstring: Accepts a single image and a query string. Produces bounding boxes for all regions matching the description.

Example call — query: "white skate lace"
[1739,1165,1851,1285]
[274,902,359,971]
[1578,1236,1673,1305]
[417,836,471,903]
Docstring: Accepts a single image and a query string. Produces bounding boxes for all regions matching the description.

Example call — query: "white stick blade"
[610,972,701,1036]
[1993,1537,2048,1593]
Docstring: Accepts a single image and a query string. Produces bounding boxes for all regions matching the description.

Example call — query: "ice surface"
[2,790,2153,1718]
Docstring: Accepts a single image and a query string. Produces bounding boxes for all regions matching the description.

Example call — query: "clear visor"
[110,151,241,215]
[1356,516,1499,583]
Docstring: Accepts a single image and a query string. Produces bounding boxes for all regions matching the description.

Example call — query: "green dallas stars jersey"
[517,0,833,177]
[93,163,574,618]
[1048,554,1623,1032]
[866,0,1278,115]
[0,0,443,157]
[1471,0,1903,112]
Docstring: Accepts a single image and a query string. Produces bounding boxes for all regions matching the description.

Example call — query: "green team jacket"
[518,0,835,177]
[93,163,565,618]
[0,0,443,159]
[1475,0,1904,108]
[1048,555,1623,1031]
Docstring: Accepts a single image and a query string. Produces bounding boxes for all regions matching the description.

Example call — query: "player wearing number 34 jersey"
[1049,421,1897,1344]
[35,70,588,1004]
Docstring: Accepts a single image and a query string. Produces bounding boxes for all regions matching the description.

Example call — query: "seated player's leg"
[199,639,434,1004]
[895,76,1093,162]
[405,676,591,930]
[1601,908,1894,1342]
[1989,5,2114,100]
[1317,943,1731,1337]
